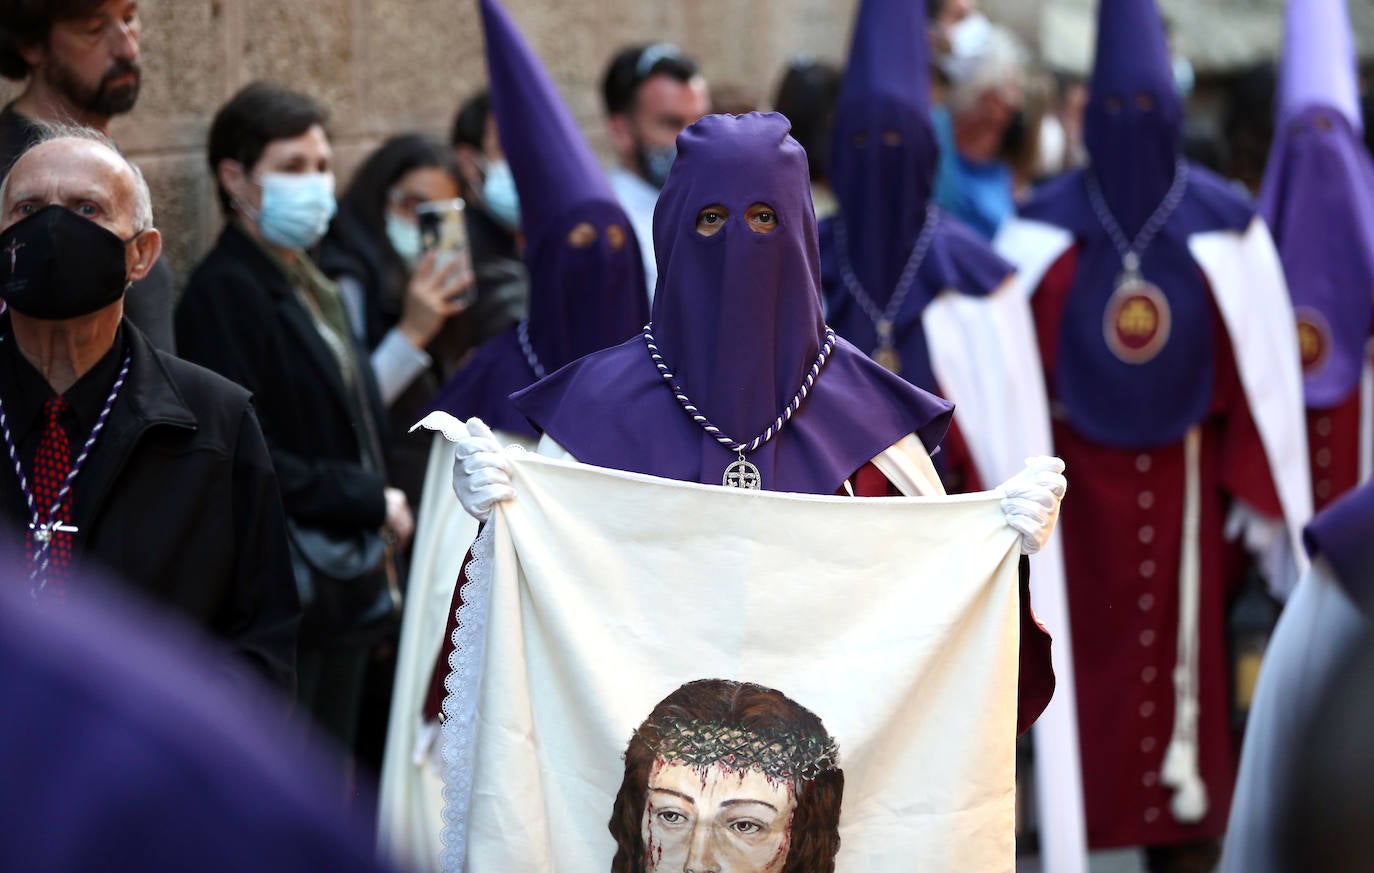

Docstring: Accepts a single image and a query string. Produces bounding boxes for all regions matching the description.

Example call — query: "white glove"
[999,456,1067,556]
[410,413,515,522]
[1225,501,1297,599]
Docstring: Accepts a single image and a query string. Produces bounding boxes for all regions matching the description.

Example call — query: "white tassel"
[1160,699,1208,824]
[1170,774,1209,823]
[1158,427,1209,825]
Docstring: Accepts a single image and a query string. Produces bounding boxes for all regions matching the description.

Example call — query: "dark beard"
[46,57,141,118]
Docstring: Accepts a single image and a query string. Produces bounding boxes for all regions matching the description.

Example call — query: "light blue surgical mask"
[249,171,337,250]
[480,159,521,231]
[637,143,677,190]
[385,211,423,267]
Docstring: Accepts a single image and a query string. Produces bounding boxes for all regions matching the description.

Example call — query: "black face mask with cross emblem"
[0,205,134,320]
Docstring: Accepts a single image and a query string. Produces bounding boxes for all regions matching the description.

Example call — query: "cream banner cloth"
[441,452,1025,873]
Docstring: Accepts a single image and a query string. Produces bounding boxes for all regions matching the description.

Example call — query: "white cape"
[995,216,1312,582]
[440,452,1026,873]
[924,278,1087,873]
[377,429,535,873]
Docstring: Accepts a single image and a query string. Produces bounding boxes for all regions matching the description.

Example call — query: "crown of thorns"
[636,717,840,782]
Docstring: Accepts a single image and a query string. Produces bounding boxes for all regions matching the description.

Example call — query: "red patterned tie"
[26,396,73,597]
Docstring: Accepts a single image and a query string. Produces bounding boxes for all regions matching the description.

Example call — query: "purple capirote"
[1015,0,1257,449]
[1259,0,1374,408]
[821,0,1012,407]
[426,0,648,436]
[513,112,952,494]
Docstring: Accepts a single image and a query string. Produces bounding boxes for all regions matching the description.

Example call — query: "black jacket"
[0,317,300,688]
[176,223,390,542]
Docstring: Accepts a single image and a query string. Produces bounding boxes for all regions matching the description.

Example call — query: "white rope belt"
[1161,425,1207,822]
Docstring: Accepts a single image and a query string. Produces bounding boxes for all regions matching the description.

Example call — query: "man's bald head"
[0,125,153,238]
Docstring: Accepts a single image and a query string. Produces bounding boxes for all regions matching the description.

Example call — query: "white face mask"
[385,211,423,268]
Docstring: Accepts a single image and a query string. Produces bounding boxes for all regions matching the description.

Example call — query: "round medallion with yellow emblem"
[1293,306,1331,376]
[1103,278,1172,364]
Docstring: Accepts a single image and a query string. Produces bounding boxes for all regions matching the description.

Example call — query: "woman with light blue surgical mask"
[177,82,416,774]
[475,155,522,230]
[317,133,476,511]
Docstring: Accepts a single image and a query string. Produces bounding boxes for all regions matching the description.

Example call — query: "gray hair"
[945,25,1028,114]
[0,122,155,233]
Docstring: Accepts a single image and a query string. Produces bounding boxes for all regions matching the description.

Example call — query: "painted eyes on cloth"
[694,203,779,238]
[850,130,903,147]
[1103,93,1157,114]
[652,808,767,835]
[566,222,628,250]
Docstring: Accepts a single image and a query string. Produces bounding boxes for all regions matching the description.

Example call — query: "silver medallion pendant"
[723,453,762,489]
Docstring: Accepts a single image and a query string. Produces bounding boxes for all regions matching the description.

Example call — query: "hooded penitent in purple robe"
[1006,0,1291,853]
[426,0,648,437]
[513,112,952,495]
[819,0,1011,435]
[1259,0,1374,511]
[1018,0,1253,449]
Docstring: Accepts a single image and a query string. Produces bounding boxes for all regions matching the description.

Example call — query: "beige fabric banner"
[441,452,1024,873]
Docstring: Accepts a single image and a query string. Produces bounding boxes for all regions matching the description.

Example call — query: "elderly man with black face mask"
[0,127,300,691]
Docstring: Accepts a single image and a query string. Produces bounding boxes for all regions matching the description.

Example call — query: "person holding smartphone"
[318,133,475,509]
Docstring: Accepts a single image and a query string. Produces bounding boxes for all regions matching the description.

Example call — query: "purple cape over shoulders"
[1016,161,1254,449]
[1304,480,1374,619]
[511,332,952,495]
[427,326,537,438]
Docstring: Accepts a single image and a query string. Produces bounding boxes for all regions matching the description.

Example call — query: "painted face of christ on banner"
[608,679,844,873]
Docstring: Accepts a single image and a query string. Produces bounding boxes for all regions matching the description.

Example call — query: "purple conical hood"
[477,0,647,370]
[1084,0,1184,236]
[830,0,940,305]
[479,0,615,243]
[1277,0,1362,130]
[1261,0,1374,409]
[429,0,648,435]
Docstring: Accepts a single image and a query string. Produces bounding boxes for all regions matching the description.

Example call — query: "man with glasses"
[0,0,175,352]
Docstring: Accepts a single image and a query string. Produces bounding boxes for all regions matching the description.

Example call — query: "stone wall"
[1,0,861,285]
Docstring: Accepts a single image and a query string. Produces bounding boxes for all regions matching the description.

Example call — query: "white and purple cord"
[517,319,546,380]
[643,323,837,456]
[0,346,131,592]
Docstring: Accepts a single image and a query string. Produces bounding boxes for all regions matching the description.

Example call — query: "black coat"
[0,317,300,688]
[175,223,390,558]
[177,225,398,648]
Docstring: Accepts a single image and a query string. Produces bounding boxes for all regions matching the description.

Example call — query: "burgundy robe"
[1031,245,1282,849]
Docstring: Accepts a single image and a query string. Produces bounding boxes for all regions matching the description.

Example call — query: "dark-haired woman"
[176,82,413,764]
[318,133,474,508]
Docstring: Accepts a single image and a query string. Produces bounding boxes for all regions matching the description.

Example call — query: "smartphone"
[416,198,476,306]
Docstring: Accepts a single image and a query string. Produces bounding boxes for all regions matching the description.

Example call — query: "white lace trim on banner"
[439,521,495,873]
